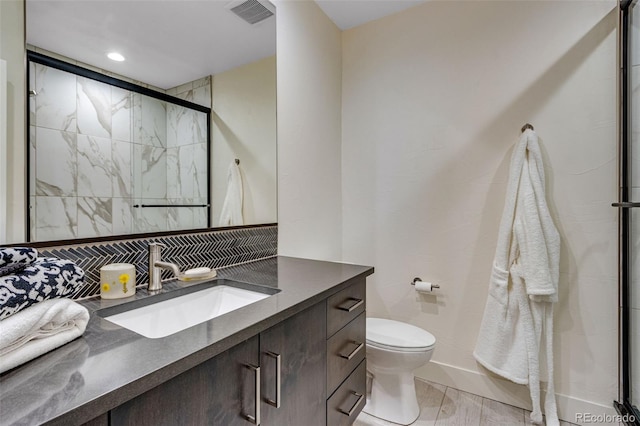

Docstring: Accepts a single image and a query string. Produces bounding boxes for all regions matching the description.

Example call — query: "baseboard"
[415,361,618,425]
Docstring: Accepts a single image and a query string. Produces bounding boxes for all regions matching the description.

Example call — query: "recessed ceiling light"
[107,52,125,62]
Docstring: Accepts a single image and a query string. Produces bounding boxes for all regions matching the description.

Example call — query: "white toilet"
[363,317,436,425]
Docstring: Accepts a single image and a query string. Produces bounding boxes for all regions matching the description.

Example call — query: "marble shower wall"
[30,61,211,241]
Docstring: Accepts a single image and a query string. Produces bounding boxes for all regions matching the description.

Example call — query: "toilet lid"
[367,317,436,350]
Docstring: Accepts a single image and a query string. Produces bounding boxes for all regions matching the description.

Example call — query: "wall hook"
[521,123,534,133]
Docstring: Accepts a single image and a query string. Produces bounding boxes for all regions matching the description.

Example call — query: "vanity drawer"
[327,360,366,426]
[327,278,366,337]
[327,312,366,395]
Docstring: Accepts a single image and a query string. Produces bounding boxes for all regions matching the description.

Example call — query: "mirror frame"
[27,50,217,243]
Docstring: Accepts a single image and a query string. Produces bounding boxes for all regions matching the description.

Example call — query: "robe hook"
[521,123,534,133]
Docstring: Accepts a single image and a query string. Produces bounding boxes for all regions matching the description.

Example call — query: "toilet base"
[363,370,420,425]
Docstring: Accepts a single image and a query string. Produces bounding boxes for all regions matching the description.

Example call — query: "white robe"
[473,129,560,425]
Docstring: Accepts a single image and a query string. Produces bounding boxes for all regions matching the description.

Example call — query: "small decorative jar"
[100,263,136,299]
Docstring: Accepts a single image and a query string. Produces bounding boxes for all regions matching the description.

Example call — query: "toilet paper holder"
[411,277,439,289]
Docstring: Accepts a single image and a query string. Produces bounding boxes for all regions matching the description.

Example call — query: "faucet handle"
[149,242,167,251]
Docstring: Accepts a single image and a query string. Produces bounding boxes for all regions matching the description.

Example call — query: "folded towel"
[0,263,28,278]
[0,257,85,320]
[219,161,244,226]
[0,247,38,268]
[0,298,89,373]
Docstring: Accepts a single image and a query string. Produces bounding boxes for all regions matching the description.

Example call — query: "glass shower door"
[616,1,640,423]
[630,0,640,414]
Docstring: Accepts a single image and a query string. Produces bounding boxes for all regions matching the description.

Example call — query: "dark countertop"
[0,256,373,426]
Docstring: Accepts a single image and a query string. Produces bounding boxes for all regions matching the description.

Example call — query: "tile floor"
[354,378,580,426]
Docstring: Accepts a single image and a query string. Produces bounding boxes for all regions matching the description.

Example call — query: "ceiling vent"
[227,0,275,25]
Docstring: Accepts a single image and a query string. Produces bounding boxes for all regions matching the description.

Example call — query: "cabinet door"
[110,336,260,426]
[260,302,327,426]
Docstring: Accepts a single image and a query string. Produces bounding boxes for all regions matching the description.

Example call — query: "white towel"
[473,129,560,425]
[0,298,89,373]
[219,161,244,226]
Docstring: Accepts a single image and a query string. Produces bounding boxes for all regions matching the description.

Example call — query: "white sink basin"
[101,284,272,338]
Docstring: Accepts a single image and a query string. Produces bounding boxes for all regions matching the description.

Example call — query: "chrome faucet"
[148,242,180,291]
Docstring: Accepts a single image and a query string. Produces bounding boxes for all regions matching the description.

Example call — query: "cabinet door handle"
[245,364,261,425]
[339,341,364,360]
[338,391,365,417]
[337,298,364,312]
[264,351,281,408]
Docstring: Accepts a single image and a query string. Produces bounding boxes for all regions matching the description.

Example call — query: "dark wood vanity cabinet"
[111,336,260,426]
[107,278,366,426]
[259,302,326,425]
[109,304,326,426]
[325,278,367,425]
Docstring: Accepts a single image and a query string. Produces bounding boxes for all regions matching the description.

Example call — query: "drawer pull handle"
[264,351,281,408]
[245,364,261,425]
[339,341,364,360]
[338,391,365,417]
[337,298,364,312]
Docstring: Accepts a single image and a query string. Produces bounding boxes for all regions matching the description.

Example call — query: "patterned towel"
[0,258,85,320]
[0,248,38,276]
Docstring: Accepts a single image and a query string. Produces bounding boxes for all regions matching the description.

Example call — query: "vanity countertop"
[0,256,373,426]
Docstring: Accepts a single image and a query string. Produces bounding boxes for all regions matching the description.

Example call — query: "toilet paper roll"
[414,281,435,293]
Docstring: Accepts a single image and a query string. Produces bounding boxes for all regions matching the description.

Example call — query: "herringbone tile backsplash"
[39,226,277,299]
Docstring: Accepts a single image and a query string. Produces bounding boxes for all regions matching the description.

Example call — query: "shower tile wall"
[165,76,211,232]
[29,61,211,241]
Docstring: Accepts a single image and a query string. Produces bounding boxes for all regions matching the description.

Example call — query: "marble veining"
[171,76,211,108]
[112,198,134,235]
[35,128,77,197]
[167,105,207,148]
[193,199,208,228]
[168,199,195,231]
[34,63,76,132]
[137,145,167,199]
[78,197,112,238]
[166,144,207,199]
[35,196,77,240]
[134,198,168,233]
[77,135,112,198]
[77,76,112,138]
[112,139,132,198]
[111,87,132,142]
[166,147,179,199]
[135,95,167,147]
[184,143,207,199]
[30,60,210,239]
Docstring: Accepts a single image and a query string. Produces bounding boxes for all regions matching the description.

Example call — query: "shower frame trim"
[26,51,213,240]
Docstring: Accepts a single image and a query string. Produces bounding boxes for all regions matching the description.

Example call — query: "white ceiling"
[315,0,426,31]
[26,0,277,89]
[26,0,426,90]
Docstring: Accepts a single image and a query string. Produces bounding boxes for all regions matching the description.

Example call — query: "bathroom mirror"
[18,0,277,242]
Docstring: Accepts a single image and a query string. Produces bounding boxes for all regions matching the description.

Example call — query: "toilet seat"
[367,317,436,352]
